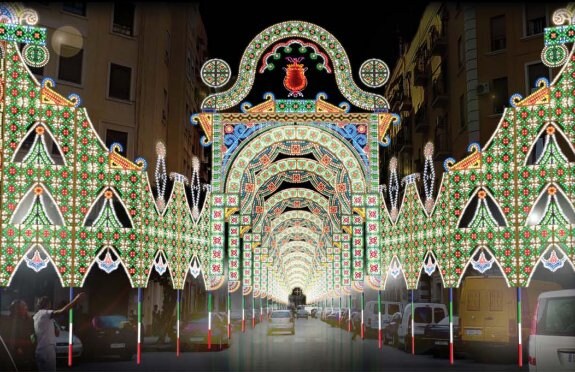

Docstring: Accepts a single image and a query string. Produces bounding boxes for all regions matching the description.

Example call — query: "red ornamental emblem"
[283,57,308,97]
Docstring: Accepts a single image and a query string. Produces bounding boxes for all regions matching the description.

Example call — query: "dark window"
[433,308,445,323]
[525,4,546,36]
[457,36,464,68]
[459,94,466,130]
[58,45,83,84]
[537,297,575,336]
[105,129,128,156]
[492,77,508,114]
[414,307,432,323]
[112,3,135,37]
[62,2,86,16]
[526,63,550,94]
[388,304,400,315]
[108,63,131,100]
[490,15,506,51]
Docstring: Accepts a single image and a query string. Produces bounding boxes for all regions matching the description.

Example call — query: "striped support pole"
[251,295,255,329]
[411,289,415,355]
[449,288,454,365]
[260,297,263,323]
[137,288,142,364]
[361,292,365,340]
[176,290,180,357]
[517,287,522,367]
[68,287,74,367]
[227,293,231,339]
[339,297,342,326]
[378,290,382,349]
[242,295,245,333]
[348,295,352,332]
[208,292,212,350]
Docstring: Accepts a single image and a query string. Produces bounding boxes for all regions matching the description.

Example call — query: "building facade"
[24,2,209,182]
[383,2,562,305]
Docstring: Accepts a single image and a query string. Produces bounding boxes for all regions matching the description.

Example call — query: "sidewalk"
[142,336,174,351]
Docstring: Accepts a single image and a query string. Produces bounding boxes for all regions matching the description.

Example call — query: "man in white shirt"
[33,293,85,371]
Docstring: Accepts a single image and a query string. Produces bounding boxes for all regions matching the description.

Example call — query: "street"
[63,317,528,372]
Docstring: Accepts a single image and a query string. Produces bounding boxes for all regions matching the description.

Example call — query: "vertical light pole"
[378,289,382,349]
[68,287,74,367]
[449,287,453,364]
[517,287,522,367]
[137,288,142,364]
[176,289,180,356]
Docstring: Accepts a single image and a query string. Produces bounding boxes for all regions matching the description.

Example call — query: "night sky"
[198,1,428,104]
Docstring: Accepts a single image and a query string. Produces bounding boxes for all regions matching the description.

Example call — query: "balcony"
[430,26,447,56]
[414,109,429,133]
[390,90,402,112]
[399,91,412,113]
[431,76,448,108]
[413,60,428,86]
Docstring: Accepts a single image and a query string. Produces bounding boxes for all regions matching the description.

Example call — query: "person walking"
[4,299,35,371]
[351,311,361,341]
[33,293,85,372]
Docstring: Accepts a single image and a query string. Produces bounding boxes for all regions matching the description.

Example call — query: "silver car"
[268,310,295,335]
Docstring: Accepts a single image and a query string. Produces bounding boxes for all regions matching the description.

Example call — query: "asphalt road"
[62,317,528,372]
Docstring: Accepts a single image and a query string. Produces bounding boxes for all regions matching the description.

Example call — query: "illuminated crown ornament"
[388,157,399,221]
[541,249,567,272]
[470,250,495,274]
[24,247,49,272]
[190,155,201,220]
[283,57,308,98]
[154,141,167,212]
[96,248,120,274]
[154,253,167,276]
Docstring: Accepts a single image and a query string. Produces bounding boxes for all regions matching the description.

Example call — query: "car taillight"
[530,300,539,336]
[528,355,536,366]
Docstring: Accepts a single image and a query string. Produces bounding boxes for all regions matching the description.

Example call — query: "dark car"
[423,315,460,357]
[383,311,402,346]
[180,313,229,351]
[77,315,136,360]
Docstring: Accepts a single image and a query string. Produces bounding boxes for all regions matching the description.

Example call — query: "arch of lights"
[0,3,574,364]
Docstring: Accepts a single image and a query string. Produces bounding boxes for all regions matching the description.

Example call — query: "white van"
[397,302,447,352]
[528,289,575,372]
[364,301,403,337]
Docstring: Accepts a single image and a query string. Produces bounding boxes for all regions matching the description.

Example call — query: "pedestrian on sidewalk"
[33,293,85,372]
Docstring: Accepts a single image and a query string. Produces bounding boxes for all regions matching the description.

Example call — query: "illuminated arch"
[7,244,62,287]
[456,246,510,288]
[79,246,133,287]
[525,244,575,287]
[201,20,388,111]
[225,125,367,196]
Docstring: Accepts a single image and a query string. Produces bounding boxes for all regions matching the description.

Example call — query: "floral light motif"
[424,254,436,276]
[24,248,49,272]
[96,248,120,274]
[541,249,567,272]
[154,253,167,276]
[471,251,495,274]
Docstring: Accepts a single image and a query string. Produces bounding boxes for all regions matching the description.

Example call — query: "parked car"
[296,308,309,319]
[76,315,136,360]
[460,276,561,361]
[397,302,447,353]
[365,301,403,338]
[54,319,83,360]
[423,315,460,358]
[180,313,229,351]
[528,289,575,372]
[383,311,402,346]
[268,310,295,335]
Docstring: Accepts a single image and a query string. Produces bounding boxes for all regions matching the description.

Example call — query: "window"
[490,15,506,51]
[62,2,86,16]
[112,3,135,37]
[58,45,83,84]
[433,308,445,323]
[526,62,550,94]
[491,77,508,114]
[105,129,128,156]
[388,304,400,315]
[525,4,546,36]
[459,94,466,130]
[457,36,464,68]
[108,63,131,100]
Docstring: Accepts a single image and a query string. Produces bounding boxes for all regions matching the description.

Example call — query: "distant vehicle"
[268,310,295,335]
[180,313,229,351]
[76,315,136,360]
[460,276,561,361]
[54,320,83,360]
[423,315,460,358]
[528,289,575,372]
[383,311,402,346]
[397,302,447,353]
[364,301,403,338]
[296,308,309,319]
